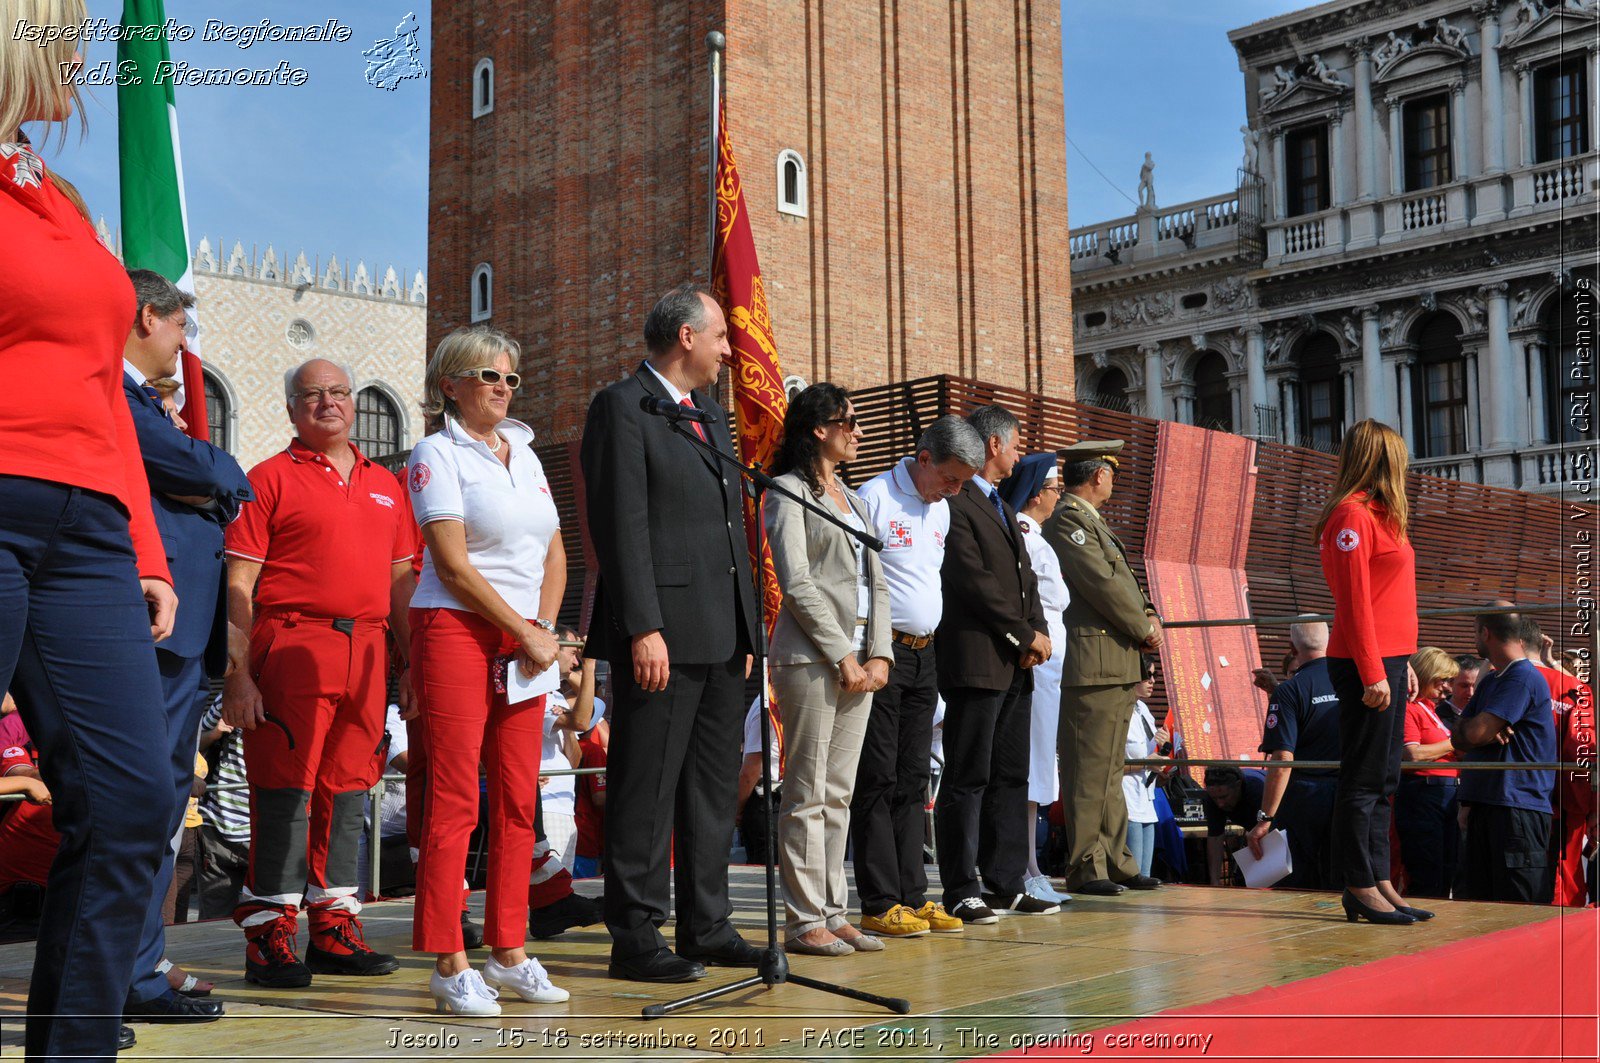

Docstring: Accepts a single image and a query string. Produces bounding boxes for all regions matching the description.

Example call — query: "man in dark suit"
[580,283,759,983]
[934,405,1056,925]
[119,270,252,1023]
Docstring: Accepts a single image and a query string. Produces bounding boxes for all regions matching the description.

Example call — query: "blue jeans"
[1126,821,1157,877]
[0,476,169,1061]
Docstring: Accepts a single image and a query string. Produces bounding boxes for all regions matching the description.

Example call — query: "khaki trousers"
[774,661,872,938]
[1059,682,1141,886]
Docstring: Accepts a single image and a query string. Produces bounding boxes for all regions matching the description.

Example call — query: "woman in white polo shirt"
[405,326,568,1015]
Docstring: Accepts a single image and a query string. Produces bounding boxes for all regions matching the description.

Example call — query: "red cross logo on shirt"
[1335,528,1360,552]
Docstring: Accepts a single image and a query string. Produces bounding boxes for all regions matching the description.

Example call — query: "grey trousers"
[773,660,873,938]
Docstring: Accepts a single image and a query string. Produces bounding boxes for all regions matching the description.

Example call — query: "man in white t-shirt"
[850,415,984,937]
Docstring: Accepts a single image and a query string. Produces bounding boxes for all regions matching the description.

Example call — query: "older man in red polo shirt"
[222,358,416,987]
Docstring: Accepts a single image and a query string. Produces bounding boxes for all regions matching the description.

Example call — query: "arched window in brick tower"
[471,263,492,322]
[776,150,807,217]
[352,386,402,459]
[472,58,494,118]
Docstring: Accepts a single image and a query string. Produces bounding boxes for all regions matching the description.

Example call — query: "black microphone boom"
[640,395,717,424]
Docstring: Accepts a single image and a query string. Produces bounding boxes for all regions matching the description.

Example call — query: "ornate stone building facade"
[97,225,428,470]
[1068,0,1597,494]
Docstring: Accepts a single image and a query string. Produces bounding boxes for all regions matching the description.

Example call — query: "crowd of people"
[2,10,1595,1056]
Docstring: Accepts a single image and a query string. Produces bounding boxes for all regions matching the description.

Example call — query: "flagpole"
[706,30,724,275]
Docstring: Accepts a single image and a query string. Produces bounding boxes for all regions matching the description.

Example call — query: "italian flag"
[117,0,207,440]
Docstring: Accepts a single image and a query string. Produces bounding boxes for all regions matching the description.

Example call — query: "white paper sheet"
[507,659,561,704]
[1231,828,1292,888]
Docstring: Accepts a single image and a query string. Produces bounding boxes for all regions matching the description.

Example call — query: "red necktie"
[680,396,706,441]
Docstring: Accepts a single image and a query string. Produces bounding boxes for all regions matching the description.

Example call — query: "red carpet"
[968,908,1598,1062]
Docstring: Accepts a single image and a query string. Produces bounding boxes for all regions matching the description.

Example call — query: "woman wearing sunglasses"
[405,326,569,1013]
[765,384,894,955]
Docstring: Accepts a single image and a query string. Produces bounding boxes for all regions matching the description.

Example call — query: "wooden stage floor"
[0,867,1563,1062]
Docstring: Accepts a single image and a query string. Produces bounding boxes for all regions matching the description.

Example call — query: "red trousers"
[404,716,573,913]
[235,612,388,934]
[410,607,545,953]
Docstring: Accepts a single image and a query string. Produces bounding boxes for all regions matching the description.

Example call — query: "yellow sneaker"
[859,904,931,938]
[913,901,966,934]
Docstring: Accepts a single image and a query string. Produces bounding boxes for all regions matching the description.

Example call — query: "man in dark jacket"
[1045,440,1163,896]
[580,283,759,983]
[934,405,1055,925]
[119,270,252,1023]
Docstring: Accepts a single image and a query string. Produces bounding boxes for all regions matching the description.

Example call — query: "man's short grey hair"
[1288,616,1330,653]
[916,415,984,470]
[643,283,713,355]
[126,268,194,326]
[966,404,1019,448]
[283,359,354,403]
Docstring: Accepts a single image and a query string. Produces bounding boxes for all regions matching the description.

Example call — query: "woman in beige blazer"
[765,384,893,956]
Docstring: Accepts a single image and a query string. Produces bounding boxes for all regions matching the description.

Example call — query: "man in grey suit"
[580,284,760,983]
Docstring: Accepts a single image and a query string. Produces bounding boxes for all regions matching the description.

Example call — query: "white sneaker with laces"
[430,967,501,1016]
[483,955,570,1003]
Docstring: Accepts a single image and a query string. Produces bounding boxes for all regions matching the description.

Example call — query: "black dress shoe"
[1394,904,1435,921]
[124,989,224,1024]
[1340,890,1416,925]
[1118,875,1163,890]
[460,910,485,950]
[608,948,707,983]
[1073,879,1125,896]
[681,937,762,967]
[118,1025,136,1051]
[529,892,604,939]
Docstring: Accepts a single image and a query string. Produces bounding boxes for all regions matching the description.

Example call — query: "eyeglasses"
[455,367,521,390]
[825,415,860,431]
[294,386,353,404]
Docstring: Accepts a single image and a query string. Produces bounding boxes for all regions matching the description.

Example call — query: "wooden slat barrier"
[390,378,1590,722]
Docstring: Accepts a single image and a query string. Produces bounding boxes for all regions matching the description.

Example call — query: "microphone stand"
[639,414,909,1019]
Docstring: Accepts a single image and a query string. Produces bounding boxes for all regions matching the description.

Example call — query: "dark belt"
[259,610,386,635]
[1401,774,1460,787]
[892,630,933,650]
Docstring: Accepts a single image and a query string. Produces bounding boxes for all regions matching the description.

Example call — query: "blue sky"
[31,1,1305,273]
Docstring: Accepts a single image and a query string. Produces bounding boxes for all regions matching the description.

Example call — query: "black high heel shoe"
[1341,890,1416,925]
[1393,904,1435,921]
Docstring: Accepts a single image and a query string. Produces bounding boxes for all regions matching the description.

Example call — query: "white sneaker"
[430,967,501,1016]
[1025,874,1071,905]
[483,955,570,1003]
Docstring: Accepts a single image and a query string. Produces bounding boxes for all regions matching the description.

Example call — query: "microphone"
[640,395,718,425]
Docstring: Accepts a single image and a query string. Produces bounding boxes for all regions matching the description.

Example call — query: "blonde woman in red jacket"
[1316,420,1428,926]
[1,4,186,1058]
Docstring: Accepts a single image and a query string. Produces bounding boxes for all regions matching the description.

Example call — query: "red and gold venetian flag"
[710,99,787,753]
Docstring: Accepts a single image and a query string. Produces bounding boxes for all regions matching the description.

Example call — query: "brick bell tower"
[429,0,1075,444]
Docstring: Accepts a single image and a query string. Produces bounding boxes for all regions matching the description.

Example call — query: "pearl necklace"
[485,432,503,454]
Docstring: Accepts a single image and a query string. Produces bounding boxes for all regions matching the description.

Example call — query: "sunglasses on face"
[825,415,860,431]
[294,386,353,404]
[456,367,521,390]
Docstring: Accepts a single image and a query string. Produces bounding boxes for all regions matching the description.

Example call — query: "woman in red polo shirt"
[1397,648,1461,898]
[1316,419,1426,926]
[1,10,179,1058]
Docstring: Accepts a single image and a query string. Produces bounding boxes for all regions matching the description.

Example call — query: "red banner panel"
[1144,422,1268,764]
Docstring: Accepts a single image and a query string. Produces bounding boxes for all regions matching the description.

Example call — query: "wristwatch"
[1256,810,1274,825]
[532,619,555,634]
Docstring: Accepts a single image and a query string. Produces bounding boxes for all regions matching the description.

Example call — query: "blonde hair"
[2,1,91,218]
[1410,647,1459,695]
[1314,419,1410,542]
[422,325,520,427]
